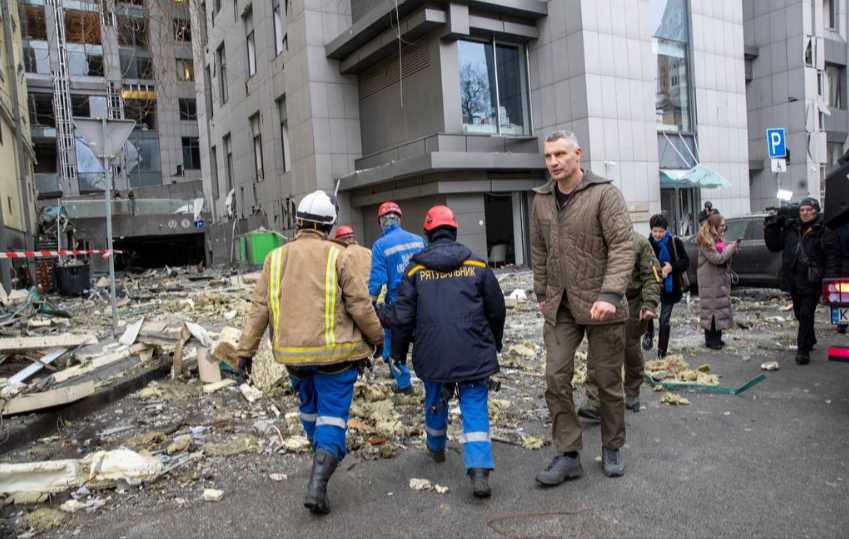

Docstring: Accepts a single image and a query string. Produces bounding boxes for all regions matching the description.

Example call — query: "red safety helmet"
[334,225,354,240]
[377,201,402,219]
[423,205,458,232]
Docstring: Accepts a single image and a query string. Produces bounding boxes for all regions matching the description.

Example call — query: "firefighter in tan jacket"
[333,225,372,280]
[236,191,383,516]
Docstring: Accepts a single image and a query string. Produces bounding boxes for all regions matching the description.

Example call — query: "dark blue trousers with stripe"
[289,366,358,460]
[424,380,494,471]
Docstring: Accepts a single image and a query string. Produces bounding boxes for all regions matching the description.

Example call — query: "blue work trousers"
[289,366,358,460]
[383,327,411,391]
[424,381,494,471]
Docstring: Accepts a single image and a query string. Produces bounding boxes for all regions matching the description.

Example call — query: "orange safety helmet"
[334,225,354,240]
[377,201,402,219]
[423,205,458,232]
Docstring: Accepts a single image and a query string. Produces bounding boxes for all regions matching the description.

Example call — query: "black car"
[683,214,781,292]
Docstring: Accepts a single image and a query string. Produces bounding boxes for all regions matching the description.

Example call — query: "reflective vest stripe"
[315,416,348,429]
[425,425,447,437]
[324,248,340,346]
[272,341,371,363]
[300,412,317,422]
[269,248,284,341]
[463,260,486,268]
[458,431,490,444]
[383,241,424,257]
[407,264,425,277]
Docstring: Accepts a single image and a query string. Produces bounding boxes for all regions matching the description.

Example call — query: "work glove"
[237,356,253,377]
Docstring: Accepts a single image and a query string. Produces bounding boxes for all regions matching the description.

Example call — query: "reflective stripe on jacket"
[368,224,425,302]
[237,230,383,366]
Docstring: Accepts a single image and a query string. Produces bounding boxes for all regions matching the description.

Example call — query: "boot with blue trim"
[304,449,338,515]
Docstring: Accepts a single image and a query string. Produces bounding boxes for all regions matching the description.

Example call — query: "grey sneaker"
[602,447,624,478]
[535,454,583,487]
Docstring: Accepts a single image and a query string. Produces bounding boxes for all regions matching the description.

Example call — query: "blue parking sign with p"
[766,128,786,158]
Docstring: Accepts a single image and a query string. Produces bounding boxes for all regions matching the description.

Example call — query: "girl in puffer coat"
[696,213,739,350]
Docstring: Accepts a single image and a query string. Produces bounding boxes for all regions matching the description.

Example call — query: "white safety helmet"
[296,190,337,226]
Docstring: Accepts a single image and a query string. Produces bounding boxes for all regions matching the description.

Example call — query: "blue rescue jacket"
[383,238,506,384]
[368,224,425,303]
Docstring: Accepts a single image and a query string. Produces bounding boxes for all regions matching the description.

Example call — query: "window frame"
[250,113,265,181]
[276,95,290,172]
[825,0,838,31]
[182,136,201,170]
[179,98,197,121]
[273,0,285,56]
[216,43,228,105]
[246,30,257,77]
[210,145,220,200]
[173,18,192,42]
[457,37,531,136]
[176,57,195,82]
[223,133,234,192]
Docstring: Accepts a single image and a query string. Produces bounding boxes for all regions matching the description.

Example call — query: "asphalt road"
[48,330,849,539]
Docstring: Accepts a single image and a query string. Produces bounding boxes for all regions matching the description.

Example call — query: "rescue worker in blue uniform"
[368,201,425,393]
[236,191,384,515]
[380,205,506,498]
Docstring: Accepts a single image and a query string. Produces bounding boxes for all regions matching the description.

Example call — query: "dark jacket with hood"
[765,214,840,294]
[381,231,506,384]
[648,234,689,304]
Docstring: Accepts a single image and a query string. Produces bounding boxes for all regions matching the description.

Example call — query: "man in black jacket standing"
[381,205,506,499]
[765,198,840,364]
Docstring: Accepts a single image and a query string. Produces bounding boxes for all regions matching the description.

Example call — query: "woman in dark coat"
[643,214,690,358]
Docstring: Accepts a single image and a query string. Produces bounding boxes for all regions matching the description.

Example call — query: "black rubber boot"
[657,325,671,358]
[304,449,338,515]
[428,448,446,463]
[795,351,811,365]
[469,468,491,498]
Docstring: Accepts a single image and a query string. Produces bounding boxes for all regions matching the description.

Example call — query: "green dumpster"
[237,228,286,267]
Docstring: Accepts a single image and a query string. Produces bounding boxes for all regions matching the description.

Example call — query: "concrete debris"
[269,473,288,482]
[204,435,263,457]
[84,449,163,486]
[661,392,691,406]
[239,383,263,404]
[277,436,311,453]
[508,289,528,301]
[95,276,111,288]
[0,459,81,504]
[646,355,720,386]
[22,508,68,533]
[60,497,105,514]
[761,361,780,371]
[409,478,448,494]
[202,488,224,502]
[211,326,242,368]
[202,379,236,394]
[166,435,193,455]
[118,317,145,346]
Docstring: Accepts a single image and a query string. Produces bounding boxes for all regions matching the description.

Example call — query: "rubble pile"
[0,267,808,536]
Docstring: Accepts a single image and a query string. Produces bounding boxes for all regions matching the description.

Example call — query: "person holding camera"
[764,198,840,365]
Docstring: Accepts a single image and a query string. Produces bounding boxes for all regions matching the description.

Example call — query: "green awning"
[660,164,733,190]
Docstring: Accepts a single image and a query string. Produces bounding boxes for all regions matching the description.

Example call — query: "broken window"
[87,54,104,77]
[21,4,47,40]
[64,9,101,45]
[825,63,846,110]
[176,58,194,81]
[179,98,197,120]
[250,113,264,180]
[182,137,201,170]
[223,133,233,192]
[71,95,91,117]
[273,0,285,56]
[117,16,149,49]
[276,95,290,172]
[29,93,55,127]
[124,96,157,130]
[174,18,191,42]
[120,52,154,79]
[216,43,228,104]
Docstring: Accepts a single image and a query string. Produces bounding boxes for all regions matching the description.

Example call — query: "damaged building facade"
[744,0,849,210]
[21,0,206,268]
[0,0,38,285]
[194,0,751,262]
